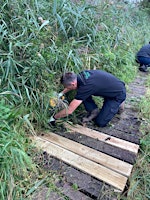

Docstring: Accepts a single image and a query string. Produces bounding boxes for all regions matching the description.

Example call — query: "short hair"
[60,72,77,86]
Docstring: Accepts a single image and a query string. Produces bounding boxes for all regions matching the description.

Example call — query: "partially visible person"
[136,42,150,72]
[49,70,126,128]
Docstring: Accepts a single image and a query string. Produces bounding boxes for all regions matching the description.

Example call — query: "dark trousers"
[83,90,126,127]
[137,56,150,66]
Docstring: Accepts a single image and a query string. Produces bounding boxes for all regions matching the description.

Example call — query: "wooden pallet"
[31,123,139,192]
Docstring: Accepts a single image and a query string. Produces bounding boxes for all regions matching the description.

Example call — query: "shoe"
[117,102,125,114]
[139,65,148,72]
[135,58,140,63]
[117,107,124,114]
[82,108,99,123]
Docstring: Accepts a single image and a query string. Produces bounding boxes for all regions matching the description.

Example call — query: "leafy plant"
[140,0,150,13]
[127,74,150,200]
[0,0,150,199]
[0,100,35,200]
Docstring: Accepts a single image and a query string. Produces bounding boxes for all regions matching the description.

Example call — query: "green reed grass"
[0,100,34,200]
[127,74,150,200]
[0,0,150,199]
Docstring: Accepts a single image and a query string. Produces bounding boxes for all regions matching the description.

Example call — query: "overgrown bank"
[128,75,150,199]
[0,0,150,199]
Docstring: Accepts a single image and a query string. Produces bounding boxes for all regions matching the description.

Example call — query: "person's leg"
[139,65,148,72]
[82,108,99,123]
[137,56,150,72]
[137,56,150,65]
[94,99,120,127]
[95,89,126,127]
[83,96,98,112]
[118,101,125,114]
[82,96,99,123]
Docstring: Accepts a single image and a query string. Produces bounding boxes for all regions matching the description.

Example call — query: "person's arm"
[62,88,72,94]
[58,88,72,98]
[54,99,82,119]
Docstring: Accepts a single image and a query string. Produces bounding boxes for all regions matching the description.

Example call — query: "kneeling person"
[136,42,150,72]
[49,70,126,127]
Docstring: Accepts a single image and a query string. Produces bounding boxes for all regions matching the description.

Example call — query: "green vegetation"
[0,100,34,199]
[128,75,150,200]
[0,0,150,199]
[140,0,150,13]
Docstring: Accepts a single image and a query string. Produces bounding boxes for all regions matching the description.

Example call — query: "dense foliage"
[140,0,150,12]
[0,0,150,199]
[0,0,150,118]
[0,101,34,199]
[128,77,150,199]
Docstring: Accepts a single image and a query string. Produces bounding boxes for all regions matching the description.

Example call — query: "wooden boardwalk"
[31,73,147,200]
[32,126,138,191]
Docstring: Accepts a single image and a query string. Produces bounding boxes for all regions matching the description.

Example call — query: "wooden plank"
[40,133,133,177]
[60,165,103,197]
[61,183,93,200]
[64,123,139,154]
[31,136,128,191]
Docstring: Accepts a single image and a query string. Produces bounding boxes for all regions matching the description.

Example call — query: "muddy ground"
[32,71,148,200]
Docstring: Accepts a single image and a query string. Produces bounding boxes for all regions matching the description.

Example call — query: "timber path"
[31,71,148,200]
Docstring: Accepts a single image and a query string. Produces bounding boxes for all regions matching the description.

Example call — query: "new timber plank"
[31,136,128,191]
[40,133,133,177]
[56,130,137,164]
[65,123,139,154]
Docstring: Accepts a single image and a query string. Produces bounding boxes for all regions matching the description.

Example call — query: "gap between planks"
[31,136,128,191]
[39,132,133,177]
[64,123,139,154]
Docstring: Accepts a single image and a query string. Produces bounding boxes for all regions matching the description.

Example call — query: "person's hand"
[48,116,56,126]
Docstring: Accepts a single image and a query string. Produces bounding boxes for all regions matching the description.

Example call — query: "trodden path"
[31,72,148,200]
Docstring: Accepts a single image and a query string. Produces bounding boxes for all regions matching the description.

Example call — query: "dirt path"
[32,72,148,200]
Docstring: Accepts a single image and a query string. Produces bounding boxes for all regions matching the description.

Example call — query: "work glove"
[58,92,64,98]
[48,116,56,126]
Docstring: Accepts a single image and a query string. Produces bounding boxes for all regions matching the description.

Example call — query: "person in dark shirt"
[136,42,150,72]
[49,70,126,127]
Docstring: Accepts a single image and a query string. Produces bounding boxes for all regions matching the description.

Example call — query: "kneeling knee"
[95,119,108,127]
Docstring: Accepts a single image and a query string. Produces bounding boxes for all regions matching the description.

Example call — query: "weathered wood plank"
[41,133,133,177]
[64,123,139,154]
[60,163,103,197]
[43,157,103,197]
[32,187,63,200]
[31,136,128,191]
[61,183,93,200]
[94,126,140,144]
